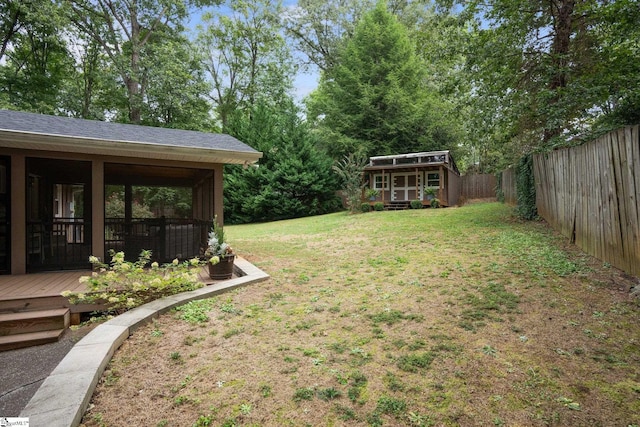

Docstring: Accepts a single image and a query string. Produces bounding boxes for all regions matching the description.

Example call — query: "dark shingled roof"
[0,109,258,154]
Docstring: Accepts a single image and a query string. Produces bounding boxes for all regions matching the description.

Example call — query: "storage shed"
[363,150,460,208]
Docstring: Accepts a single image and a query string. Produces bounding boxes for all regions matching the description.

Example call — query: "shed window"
[373,174,389,190]
[427,172,440,188]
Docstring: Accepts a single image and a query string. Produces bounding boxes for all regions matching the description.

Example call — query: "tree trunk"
[543,0,575,142]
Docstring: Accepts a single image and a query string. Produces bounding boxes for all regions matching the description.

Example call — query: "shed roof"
[0,109,262,165]
[365,150,459,175]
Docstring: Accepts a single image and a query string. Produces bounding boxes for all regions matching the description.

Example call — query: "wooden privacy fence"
[501,167,517,205]
[460,174,496,199]
[460,173,496,199]
[533,125,640,277]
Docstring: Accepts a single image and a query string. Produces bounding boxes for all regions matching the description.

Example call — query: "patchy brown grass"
[81,203,640,427]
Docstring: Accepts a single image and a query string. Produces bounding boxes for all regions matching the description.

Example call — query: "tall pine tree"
[307,0,455,159]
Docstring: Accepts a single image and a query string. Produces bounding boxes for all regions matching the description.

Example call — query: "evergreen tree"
[307,0,456,159]
[224,100,341,224]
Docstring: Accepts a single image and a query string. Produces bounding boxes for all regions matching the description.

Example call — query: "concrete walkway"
[18,257,269,427]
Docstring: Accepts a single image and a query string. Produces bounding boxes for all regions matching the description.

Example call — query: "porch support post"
[124,184,132,222]
[92,160,104,260]
[415,168,419,201]
[213,165,224,224]
[439,165,445,203]
[11,154,26,274]
[382,169,386,203]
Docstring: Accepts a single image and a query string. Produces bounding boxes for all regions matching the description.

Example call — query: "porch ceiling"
[105,163,211,186]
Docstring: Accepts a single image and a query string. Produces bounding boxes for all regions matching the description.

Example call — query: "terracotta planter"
[208,255,235,280]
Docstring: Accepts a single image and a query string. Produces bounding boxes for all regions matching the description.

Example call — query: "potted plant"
[424,186,437,201]
[205,216,235,280]
[365,188,379,201]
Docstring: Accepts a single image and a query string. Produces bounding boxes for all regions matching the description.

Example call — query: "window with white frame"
[426,172,440,188]
[373,174,389,190]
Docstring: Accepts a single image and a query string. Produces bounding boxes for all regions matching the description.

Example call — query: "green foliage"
[397,352,435,372]
[430,198,441,208]
[197,0,293,128]
[369,309,423,326]
[332,152,369,213]
[361,203,371,213]
[173,299,216,324]
[293,387,315,402]
[317,387,342,401]
[62,250,206,314]
[224,100,341,224]
[192,414,214,427]
[410,199,422,209]
[495,172,505,203]
[307,1,456,159]
[104,188,154,219]
[464,0,640,167]
[515,154,537,220]
[376,396,407,417]
[373,202,384,211]
[0,1,74,114]
[67,0,213,125]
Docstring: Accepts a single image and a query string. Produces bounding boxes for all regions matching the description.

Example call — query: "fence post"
[159,216,166,261]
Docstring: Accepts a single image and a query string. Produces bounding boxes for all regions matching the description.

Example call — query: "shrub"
[430,198,440,208]
[516,154,537,219]
[410,199,422,209]
[373,202,384,211]
[361,202,371,212]
[62,250,207,314]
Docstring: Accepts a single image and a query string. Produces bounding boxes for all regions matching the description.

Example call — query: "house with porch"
[0,109,261,275]
[0,110,262,349]
[364,150,460,208]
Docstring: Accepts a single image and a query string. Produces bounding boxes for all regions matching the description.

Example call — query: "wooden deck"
[0,267,222,303]
[0,270,91,300]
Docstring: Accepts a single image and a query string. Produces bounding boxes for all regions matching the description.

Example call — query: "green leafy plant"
[361,202,371,213]
[205,215,234,260]
[366,188,380,199]
[430,198,440,208]
[410,199,423,209]
[174,299,216,324]
[293,387,315,401]
[317,387,342,401]
[333,152,369,213]
[193,414,214,426]
[373,202,384,211]
[376,396,407,417]
[397,352,436,372]
[425,186,437,196]
[63,250,207,314]
[515,154,537,220]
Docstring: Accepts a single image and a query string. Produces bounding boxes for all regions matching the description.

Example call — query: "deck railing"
[105,218,209,263]
[27,219,92,271]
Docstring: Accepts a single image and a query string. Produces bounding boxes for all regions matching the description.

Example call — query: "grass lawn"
[81,202,640,427]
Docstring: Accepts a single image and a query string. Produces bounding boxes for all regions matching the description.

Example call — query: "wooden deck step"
[0,308,70,336]
[0,295,70,313]
[385,201,410,210]
[0,329,66,352]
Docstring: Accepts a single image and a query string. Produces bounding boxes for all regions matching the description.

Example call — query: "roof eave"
[364,162,448,171]
[0,130,262,165]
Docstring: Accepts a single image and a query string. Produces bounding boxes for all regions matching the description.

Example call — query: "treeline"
[1,0,638,223]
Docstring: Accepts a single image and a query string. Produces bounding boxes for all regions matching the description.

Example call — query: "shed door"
[392,173,422,201]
